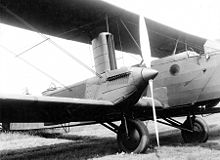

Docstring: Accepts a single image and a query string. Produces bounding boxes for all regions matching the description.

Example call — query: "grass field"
[1,114,220,159]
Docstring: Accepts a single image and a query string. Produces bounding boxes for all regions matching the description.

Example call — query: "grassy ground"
[1,114,220,159]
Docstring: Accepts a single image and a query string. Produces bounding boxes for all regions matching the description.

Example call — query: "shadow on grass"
[2,123,220,159]
[148,123,220,152]
[0,134,118,160]
[199,124,220,151]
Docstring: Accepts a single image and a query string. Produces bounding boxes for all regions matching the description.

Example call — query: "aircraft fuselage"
[45,67,158,110]
[152,51,220,108]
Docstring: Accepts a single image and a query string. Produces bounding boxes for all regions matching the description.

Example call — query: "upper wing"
[0,0,206,57]
[0,94,116,123]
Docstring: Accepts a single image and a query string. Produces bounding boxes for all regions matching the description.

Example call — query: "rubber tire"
[181,117,209,143]
[117,119,150,153]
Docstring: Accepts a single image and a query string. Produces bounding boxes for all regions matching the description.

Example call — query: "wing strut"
[0,44,72,91]
[0,3,102,79]
[105,15,110,32]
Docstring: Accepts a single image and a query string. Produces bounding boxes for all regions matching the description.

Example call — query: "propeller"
[139,15,160,147]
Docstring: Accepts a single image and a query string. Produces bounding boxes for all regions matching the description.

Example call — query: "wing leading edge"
[0,0,207,57]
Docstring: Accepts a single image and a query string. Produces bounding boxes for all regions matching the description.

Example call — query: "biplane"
[1,0,220,153]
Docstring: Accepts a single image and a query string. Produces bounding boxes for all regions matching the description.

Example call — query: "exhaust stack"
[92,32,117,74]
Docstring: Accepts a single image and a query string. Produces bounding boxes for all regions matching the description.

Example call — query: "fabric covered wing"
[0,94,117,123]
[0,0,206,58]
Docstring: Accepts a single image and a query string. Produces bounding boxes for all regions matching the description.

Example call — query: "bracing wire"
[2,2,220,67]
[16,17,107,58]
[0,3,102,78]
[116,20,124,66]
[0,44,72,91]
[124,19,206,53]
[16,38,50,57]
[122,17,220,55]
[120,19,142,63]
[120,19,141,51]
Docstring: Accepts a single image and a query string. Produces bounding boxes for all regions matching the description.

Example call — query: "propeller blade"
[149,80,160,147]
[139,15,151,68]
[139,15,160,147]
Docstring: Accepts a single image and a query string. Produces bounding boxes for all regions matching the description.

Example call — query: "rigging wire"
[120,19,142,63]
[0,44,72,91]
[16,38,50,57]
[116,20,125,66]
[56,18,106,38]
[16,17,108,58]
[125,19,206,53]
[118,17,219,55]
[2,2,219,62]
[155,30,204,53]
[0,3,102,78]
[116,20,123,52]
[120,19,141,51]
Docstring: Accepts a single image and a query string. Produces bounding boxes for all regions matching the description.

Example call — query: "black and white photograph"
[1,0,220,159]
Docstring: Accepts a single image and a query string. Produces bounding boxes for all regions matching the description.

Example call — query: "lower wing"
[0,94,115,123]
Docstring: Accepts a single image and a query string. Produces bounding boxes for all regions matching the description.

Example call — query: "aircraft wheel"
[117,119,150,153]
[1,123,10,131]
[181,117,209,143]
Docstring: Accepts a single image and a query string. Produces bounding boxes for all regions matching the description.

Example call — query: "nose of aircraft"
[141,68,158,82]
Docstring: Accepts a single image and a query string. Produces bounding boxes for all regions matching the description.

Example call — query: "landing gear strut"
[0,123,10,132]
[157,116,209,144]
[181,116,209,143]
[117,119,150,153]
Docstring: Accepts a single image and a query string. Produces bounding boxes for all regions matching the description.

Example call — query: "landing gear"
[117,119,150,153]
[1,123,10,132]
[157,116,209,144]
[181,117,209,143]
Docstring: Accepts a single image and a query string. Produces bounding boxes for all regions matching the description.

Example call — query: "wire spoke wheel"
[181,117,209,143]
[117,119,150,153]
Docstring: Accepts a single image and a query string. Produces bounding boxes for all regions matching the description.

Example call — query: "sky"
[108,0,220,39]
[0,0,220,95]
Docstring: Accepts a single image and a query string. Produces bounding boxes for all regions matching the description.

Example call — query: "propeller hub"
[141,68,158,82]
